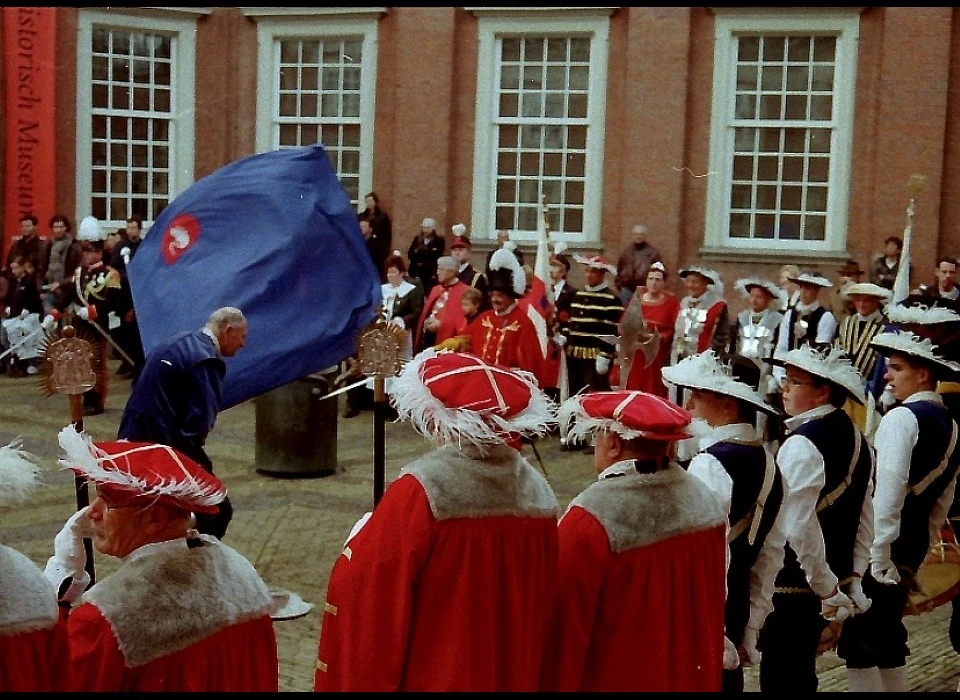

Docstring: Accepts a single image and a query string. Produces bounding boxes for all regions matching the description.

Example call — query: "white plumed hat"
[76,215,106,242]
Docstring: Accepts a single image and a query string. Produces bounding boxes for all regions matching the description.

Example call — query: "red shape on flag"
[161,213,201,265]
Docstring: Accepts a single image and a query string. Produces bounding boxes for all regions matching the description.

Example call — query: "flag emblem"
[162,213,201,264]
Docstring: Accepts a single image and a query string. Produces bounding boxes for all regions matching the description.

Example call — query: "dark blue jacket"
[117,329,225,470]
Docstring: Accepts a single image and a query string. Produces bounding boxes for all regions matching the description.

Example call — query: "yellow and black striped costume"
[563,285,624,361]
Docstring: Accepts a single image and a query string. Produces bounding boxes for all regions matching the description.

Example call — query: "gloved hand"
[42,310,60,330]
[43,507,94,603]
[871,559,901,586]
[595,355,611,375]
[76,305,97,322]
[740,626,762,666]
[722,635,740,670]
[821,588,855,622]
[389,316,405,330]
[847,577,872,613]
[554,334,566,347]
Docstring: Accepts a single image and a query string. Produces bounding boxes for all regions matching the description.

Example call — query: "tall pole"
[373,375,386,506]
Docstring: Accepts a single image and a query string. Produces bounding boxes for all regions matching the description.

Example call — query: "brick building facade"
[2,6,959,312]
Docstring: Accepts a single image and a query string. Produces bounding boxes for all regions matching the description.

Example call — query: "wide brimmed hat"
[57,426,226,514]
[870,303,960,374]
[388,349,555,447]
[487,247,526,298]
[661,350,777,414]
[770,346,866,405]
[573,253,617,275]
[838,259,865,277]
[550,241,570,272]
[679,266,721,286]
[559,390,693,444]
[0,440,42,505]
[842,282,891,301]
[735,277,780,300]
[786,271,832,288]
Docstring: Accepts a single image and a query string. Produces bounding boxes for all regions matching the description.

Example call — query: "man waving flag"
[128,144,381,408]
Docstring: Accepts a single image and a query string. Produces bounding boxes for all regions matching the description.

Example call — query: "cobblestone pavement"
[2,364,959,691]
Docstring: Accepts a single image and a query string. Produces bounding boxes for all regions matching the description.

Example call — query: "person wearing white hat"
[833,282,892,437]
[661,351,786,691]
[407,216,445,293]
[775,270,837,356]
[47,426,279,691]
[836,304,960,692]
[731,277,785,375]
[315,350,560,691]
[54,215,124,416]
[669,266,730,408]
[0,440,70,691]
[461,247,546,385]
[563,254,624,397]
[759,345,875,694]
[541,390,728,691]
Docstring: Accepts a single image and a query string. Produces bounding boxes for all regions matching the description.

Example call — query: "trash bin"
[255,368,339,477]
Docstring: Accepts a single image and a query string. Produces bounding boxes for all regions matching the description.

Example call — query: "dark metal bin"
[255,368,339,477]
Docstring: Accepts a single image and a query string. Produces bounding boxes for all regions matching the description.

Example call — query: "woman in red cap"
[314,350,560,692]
[44,427,279,692]
[541,390,729,692]
[0,441,70,692]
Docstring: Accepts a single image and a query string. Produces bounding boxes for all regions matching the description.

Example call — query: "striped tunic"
[564,284,624,360]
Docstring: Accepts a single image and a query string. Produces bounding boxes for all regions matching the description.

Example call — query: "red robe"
[0,545,70,692]
[540,462,728,692]
[65,537,278,692]
[315,444,560,692]
[414,280,470,350]
[466,303,546,386]
[624,289,681,397]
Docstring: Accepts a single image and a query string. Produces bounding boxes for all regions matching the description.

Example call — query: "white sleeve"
[777,434,839,598]
[688,452,734,514]
[815,311,838,344]
[870,406,918,564]
[747,479,787,631]
[853,443,876,577]
[772,314,790,382]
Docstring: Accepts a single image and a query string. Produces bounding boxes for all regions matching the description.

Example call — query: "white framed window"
[76,10,197,232]
[472,11,611,244]
[705,9,861,254]
[254,15,379,209]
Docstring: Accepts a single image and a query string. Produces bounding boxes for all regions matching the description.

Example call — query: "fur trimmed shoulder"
[401,444,560,521]
[0,544,58,635]
[82,539,272,668]
[568,465,727,553]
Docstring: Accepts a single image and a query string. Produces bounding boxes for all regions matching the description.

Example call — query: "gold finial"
[908,173,926,197]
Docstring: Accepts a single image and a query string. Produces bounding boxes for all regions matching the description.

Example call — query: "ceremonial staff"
[38,320,98,584]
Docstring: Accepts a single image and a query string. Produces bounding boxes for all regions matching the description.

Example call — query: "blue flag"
[128,144,381,409]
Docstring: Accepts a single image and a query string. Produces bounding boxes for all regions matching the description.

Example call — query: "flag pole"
[891,174,926,306]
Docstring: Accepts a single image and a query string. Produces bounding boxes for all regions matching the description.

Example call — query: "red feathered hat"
[389,349,555,447]
[559,390,693,444]
[57,427,226,514]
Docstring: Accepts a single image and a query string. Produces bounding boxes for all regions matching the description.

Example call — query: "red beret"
[560,390,693,443]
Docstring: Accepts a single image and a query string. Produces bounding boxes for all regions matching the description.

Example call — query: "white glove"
[848,577,872,613]
[42,314,58,330]
[722,635,740,670]
[554,334,566,347]
[821,589,855,622]
[389,316,405,330]
[595,355,611,375]
[871,560,901,586]
[44,507,94,603]
[77,306,91,321]
[740,626,761,666]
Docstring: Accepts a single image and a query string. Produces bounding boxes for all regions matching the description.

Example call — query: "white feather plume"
[503,239,517,252]
[553,241,568,255]
[77,215,105,242]
[57,425,226,509]
[0,439,43,505]
[489,247,527,296]
[452,223,467,237]
[886,303,960,325]
[388,349,556,452]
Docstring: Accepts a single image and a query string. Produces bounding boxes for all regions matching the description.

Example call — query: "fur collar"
[402,444,560,521]
[82,538,272,668]
[0,544,58,634]
[564,464,727,553]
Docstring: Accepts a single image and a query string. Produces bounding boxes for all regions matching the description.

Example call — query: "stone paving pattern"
[1,364,958,692]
